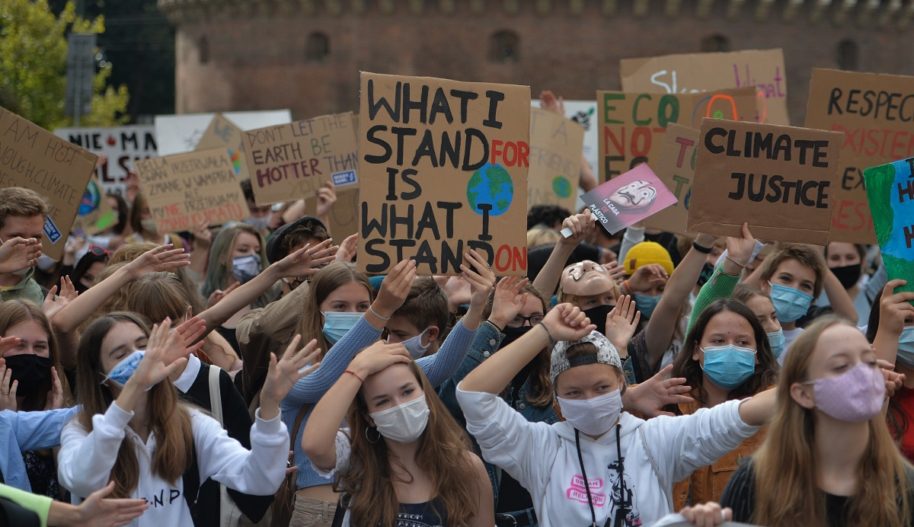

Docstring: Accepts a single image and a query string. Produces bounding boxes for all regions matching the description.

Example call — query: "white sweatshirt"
[58,402,289,527]
[456,388,758,527]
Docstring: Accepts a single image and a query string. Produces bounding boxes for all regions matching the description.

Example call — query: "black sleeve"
[627,331,651,384]
[720,460,756,523]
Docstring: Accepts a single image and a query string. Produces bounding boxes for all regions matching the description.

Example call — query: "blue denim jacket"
[438,321,557,506]
[0,407,78,491]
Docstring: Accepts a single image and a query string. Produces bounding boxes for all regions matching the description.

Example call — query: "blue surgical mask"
[701,345,756,390]
[768,283,813,323]
[398,328,433,359]
[633,293,661,319]
[232,254,262,284]
[897,327,914,368]
[767,329,786,359]
[322,311,362,344]
[102,349,145,387]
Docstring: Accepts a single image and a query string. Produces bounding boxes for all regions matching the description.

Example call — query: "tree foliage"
[0,0,129,128]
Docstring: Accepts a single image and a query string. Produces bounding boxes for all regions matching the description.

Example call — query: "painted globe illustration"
[552,176,572,199]
[79,180,101,216]
[466,163,513,217]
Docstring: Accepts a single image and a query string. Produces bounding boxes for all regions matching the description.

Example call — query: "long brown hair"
[75,312,194,498]
[0,300,72,410]
[297,262,373,359]
[124,272,193,322]
[672,299,778,403]
[338,362,480,526]
[752,316,911,526]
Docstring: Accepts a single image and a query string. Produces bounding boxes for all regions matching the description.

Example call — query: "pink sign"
[581,163,677,235]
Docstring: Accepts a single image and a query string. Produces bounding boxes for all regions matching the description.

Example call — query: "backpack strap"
[182,437,201,514]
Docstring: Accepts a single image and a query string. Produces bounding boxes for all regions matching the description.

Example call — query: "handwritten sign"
[805,69,914,244]
[620,49,788,125]
[643,124,700,234]
[304,187,360,241]
[134,148,248,233]
[243,112,358,205]
[54,125,156,196]
[863,158,914,297]
[154,110,292,156]
[532,100,599,182]
[0,107,97,258]
[597,87,758,182]
[357,72,530,275]
[195,114,250,182]
[688,119,842,245]
[74,176,117,235]
[528,108,584,212]
[582,164,677,235]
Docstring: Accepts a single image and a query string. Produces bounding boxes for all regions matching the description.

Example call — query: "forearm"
[200,267,281,332]
[0,483,52,526]
[874,326,902,364]
[460,324,549,394]
[282,200,307,224]
[643,245,706,366]
[618,225,645,264]
[417,320,475,387]
[737,387,776,427]
[579,155,597,192]
[823,270,859,324]
[300,374,361,470]
[48,501,81,526]
[687,267,739,333]
[532,242,575,297]
[50,266,130,333]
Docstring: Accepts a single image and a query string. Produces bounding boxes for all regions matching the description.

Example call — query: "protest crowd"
[1,48,914,527]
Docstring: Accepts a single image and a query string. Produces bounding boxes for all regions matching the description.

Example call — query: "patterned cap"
[550,330,622,384]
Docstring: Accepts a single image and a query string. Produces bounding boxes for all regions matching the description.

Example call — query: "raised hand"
[68,481,148,527]
[604,294,641,352]
[0,237,41,273]
[539,90,566,116]
[334,234,358,263]
[541,303,596,342]
[679,502,732,527]
[128,319,190,391]
[206,282,240,308]
[622,364,693,417]
[725,222,756,269]
[124,244,191,279]
[0,357,18,411]
[371,259,418,319]
[192,221,213,249]
[349,341,411,380]
[164,316,208,364]
[877,280,914,338]
[462,249,497,311]
[878,359,905,399]
[43,277,78,318]
[45,367,64,410]
[260,335,322,409]
[273,239,338,279]
[558,210,596,246]
[315,182,338,218]
[603,260,626,285]
[627,264,668,293]
[488,276,530,330]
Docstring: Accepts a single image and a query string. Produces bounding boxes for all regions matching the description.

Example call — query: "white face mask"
[557,389,623,437]
[369,394,430,443]
[140,218,158,233]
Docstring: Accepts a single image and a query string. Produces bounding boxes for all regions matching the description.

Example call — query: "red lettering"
[490,140,529,168]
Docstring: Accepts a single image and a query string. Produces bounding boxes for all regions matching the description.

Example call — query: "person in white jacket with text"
[58,313,319,526]
[457,303,775,527]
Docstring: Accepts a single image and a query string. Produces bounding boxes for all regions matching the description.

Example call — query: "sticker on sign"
[44,217,62,244]
[332,170,357,187]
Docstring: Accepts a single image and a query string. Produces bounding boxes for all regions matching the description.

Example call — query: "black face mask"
[583,304,614,333]
[500,325,533,350]
[3,354,52,401]
[697,263,714,287]
[831,264,862,290]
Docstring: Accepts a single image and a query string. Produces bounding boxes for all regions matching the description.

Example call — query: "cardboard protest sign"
[54,125,156,196]
[642,124,700,234]
[243,112,359,206]
[304,187,360,241]
[357,72,530,275]
[74,176,117,235]
[528,109,584,212]
[620,49,789,125]
[154,110,292,157]
[863,158,914,297]
[0,107,97,258]
[688,119,842,244]
[597,87,758,182]
[532,100,599,185]
[134,148,248,233]
[195,114,250,182]
[581,164,677,235]
[805,69,914,244]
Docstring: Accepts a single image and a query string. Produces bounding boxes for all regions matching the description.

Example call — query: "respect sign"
[357,72,530,275]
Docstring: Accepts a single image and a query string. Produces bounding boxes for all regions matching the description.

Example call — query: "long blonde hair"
[752,316,910,526]
[297,262,372,359]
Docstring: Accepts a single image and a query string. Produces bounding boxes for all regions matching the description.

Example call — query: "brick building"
[158,0,914,124]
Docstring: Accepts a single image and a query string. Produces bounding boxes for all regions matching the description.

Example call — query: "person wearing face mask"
[58,315,304,527]
[670,299,778,509]
[0,188,50,306]
[279,254,493,527]
[732,287,786,363]
[814,242,887,325]
[456,303,776,527]
[620,241,674,320]
[302,341,494,526]
[866,280,914,463]
[720,316,913,526]
[383,278,451,359]
[127,193,189,250]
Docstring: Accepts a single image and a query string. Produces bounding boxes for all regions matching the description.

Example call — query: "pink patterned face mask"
[809,361,885,423]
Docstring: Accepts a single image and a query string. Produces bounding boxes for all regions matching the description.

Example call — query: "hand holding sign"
[581,164,678,235]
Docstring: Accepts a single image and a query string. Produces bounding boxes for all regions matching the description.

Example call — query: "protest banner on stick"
[357,72,530,275]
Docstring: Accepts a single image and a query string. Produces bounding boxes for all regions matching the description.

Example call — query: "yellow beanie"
[623,241,674,276]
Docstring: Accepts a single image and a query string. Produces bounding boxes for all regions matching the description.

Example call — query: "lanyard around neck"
[573,425,628,527]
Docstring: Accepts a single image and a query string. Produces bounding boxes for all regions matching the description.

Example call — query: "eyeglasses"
[507,314,544,328]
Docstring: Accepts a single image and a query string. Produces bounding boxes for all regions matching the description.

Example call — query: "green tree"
[0,0,129,129]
